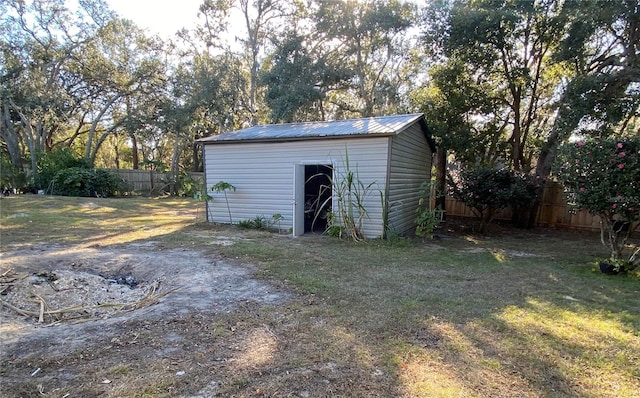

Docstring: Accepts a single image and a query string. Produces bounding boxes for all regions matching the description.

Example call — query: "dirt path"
[0,242,290,397]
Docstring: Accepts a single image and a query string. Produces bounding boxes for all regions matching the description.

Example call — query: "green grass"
[1,195,196,247]
[216,228,640,397]
[1,195,639,397]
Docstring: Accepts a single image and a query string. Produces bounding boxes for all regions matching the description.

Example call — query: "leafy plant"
[238,214,284,231]
[448,168,540,233]
[194,180,213,223]
[237,219,256,229]
[176,171,203,198]
[211,181,236,224]
[555,134,640,268]
[52,168,125,197]
[324,212,345,238]
[0,153,26,192]
[36,148,91,192]
[414,181,441,240]
[272,213,283,233]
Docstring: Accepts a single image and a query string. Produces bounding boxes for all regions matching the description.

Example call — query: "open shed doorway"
[304,164,333,233]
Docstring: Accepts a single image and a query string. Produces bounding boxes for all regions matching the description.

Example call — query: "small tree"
[448,168,539,233]
[211,181,236,224]
[555,135,640,269]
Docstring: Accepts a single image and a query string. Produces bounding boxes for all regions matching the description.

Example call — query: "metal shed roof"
[198,113,427,144]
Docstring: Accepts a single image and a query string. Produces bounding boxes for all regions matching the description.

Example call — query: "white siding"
[387,125,432,235]
[204,137,390,238]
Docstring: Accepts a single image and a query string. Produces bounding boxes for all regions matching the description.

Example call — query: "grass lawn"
[1,195,639,397]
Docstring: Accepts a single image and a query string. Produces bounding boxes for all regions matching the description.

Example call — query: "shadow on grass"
[214,230,640,397]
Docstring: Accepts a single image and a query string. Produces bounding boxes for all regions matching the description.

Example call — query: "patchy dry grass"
[216,224,640,397]
[1,195,639,397]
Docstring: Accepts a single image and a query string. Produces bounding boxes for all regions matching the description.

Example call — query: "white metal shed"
[198,113,435,238]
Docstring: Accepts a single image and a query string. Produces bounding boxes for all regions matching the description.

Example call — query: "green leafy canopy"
[555,134,640,222]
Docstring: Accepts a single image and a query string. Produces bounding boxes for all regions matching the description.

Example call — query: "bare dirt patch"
[0,241,289,397]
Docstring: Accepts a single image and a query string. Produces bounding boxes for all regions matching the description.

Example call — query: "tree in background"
[197,0,288,127]
[0,0,169,187]
[411,60,504,212]
[76,18,167,164]
[418,0,639,227]
[260,0,419,120]
[313,0,417,118]
[260,33,351,122]
[534,0,640,185]
[421,0,569,172]
[164,53,242,193]
[0,0,111,188]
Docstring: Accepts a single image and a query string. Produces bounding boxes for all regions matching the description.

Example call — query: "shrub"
[37,148,91,191]
[555,134,640,267]
[448,168,541,233]
[313,152,375,241]
[0,153,27,191]
[176,171,203,197]
[238,214,284,231]
[52,168,126,197]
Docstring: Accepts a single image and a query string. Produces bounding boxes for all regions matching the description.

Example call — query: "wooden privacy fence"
[113,169,604,232]
[443,181,602,232]
[111,169,204,193]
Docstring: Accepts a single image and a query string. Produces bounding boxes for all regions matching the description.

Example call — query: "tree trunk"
[84,95,120,162]
[192,142,201,172]
[511,89,522,171]
[1,101,23,169]
[131,134,139,169]
[170,133,181,195]
[114,134,120,169]
[527,90,580,228]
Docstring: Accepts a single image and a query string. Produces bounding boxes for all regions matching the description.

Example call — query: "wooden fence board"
[110,169,204,193]
[442,181,603,232]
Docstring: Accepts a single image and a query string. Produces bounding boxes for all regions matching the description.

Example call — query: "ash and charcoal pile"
[0,268,169,324]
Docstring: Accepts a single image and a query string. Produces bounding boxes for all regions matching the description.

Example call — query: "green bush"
[0,153,27,191]
[555,134,640,265]
[238,214,283,231]
[176,171,203,197]
[448,168,541,233]
[37,148,91,190]
[52,167,126,197]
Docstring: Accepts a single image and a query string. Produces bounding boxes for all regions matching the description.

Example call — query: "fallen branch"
[38,297,45,323]
[0,299,37,317]
[0,269,28,284]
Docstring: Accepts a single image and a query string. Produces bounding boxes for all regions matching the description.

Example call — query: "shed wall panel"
[387,125,432,235]
[204,137,389,238]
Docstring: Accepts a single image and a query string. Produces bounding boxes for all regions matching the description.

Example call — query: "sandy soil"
[0,242,290,397]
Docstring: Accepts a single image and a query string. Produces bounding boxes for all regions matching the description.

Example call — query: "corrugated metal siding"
[204,137,390,238]
[387,124,432,235]
[199,114,423,143]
